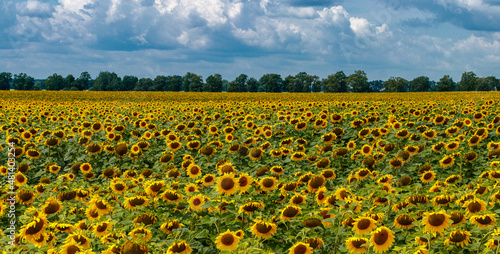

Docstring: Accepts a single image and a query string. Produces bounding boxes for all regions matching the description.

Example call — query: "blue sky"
[1,0,499,82]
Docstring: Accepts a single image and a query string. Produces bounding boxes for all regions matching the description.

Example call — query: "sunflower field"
[1,91,500,254]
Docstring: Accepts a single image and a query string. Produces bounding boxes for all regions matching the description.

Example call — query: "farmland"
[1,91,500,254]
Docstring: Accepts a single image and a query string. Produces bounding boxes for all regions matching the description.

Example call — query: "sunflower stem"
[476,230,494,254]
[495,241,500,254]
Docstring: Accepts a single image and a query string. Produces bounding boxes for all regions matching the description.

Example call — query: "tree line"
[0,71,498,92]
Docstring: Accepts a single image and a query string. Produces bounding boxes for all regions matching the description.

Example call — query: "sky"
[1,0,499,82]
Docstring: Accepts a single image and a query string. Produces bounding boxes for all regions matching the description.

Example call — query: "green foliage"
[92,71,122,91]
[347,70,370,93]
[13,73,35,90]
[383,77,409,93]
[205,74,223,92]
[183,72,203,92]
[323,71,348,93]
[436,75,456,92]
[0,72,13,90]
[259,73,283,93]
[457,71,478,91]
[45,73,65,91]
[409,76,431,92]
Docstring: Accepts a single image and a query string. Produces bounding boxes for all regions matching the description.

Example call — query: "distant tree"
[205,74,223,92]
[383,77,409,93]
[13,73,35,90]
[153,75,168,91]
[283,75,295,93]
[182,72,203,92]
[33,80,44,90]
[312,79,322,92]
[259,74,283,93]
[0,72,12,90]
[457,71,477,91]
[134,78,153,91]
[347,70,370,93]
[167,75,182,91]
[436,75,456,92]
[409,76,431,92]
[75,72,92,90]
[222,79,229,92]
[122,75,139,91]
[92,71,121,91]
[246,77,259,92]
[45,73,65,91]
[64,74,75,90]
[429,80,437,91]
[323,71,347,93]
[369,80,384,92]
[476,76,498,91]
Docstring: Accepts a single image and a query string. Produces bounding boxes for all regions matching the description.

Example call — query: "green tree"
[476,76,498,91]
[182,72,203,92]
[64,74,75,90]
[153,75,168,91]
[122,75,139,91]
[383,77,409,93]
[92,71,121,91]
[312,79,322,92]
[409,76,431,92]
[436,75,456,92]
[13,73,35,90]
[75,72,92,90]
[457,71,477,91]
[204,74,223,92]
[0,72,12,90]
[259,74,283,93]
[246,77,259,92]
[347,70,370,93]
[167,75,183,91]
[283,75,296,93]
[369,80,384,92]
[134,78,153,91]
[322,71,347,93]
[45,73,65,91]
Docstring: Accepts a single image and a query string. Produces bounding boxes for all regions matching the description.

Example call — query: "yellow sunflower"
[370,226,395,253]
[215,173,239,196]
[250,219,278,239]
[215,229,240,251]
[422,210,451,233]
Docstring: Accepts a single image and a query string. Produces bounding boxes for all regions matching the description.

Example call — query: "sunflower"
[216,173,239,196]
[188,194,207,212]
[186,164,202,179]
[92,220,112,237]
[218,161,236,174]
[128,227,152,242]
[161,219,184,234]
[26,148,40,159]
[470,214,496,229]
[370,226,395,253]
[200,146,216,156]
[271,165,285,175]
[439,156,454,168]
[86,143,102,155]
[14,172,27,187]
[291,152,307,161]
[19,214,47,243]
[422,210,451,233]
[159,152,174,163]
[167,241,193,254]
[345,237,369,254]
[45,137,60,147]
[444,230,471,247]
[421,171,436,184]
[124,196,148,210]
[290,193,307,205]
[307,175,325,192]
[215,229,240,251]
[79,163,92,174]
[42,197,62,215]
[485,228,500,250]
[110,180,127,194]
[184,183,198,194]
[237,173,253,193]
[114,142,128,157]
[393,214,415,230]
[352,216,377,235]
[60,239,84,254]
[251,219,277,239]
[288,242,313,254]
[280,205,301,221]
[120,241,148,254]
[260,176,278,192]
[463,197,487,215]
[239,202,264,215]
[249,147,264,160]
[162,190,184,203]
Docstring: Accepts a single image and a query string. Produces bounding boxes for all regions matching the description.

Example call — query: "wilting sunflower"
[161,219,184,234]
[86,143,102,155]
[188,194,208,212]
[444,230,471,247]
[290,193,307,205]
[249,147,264,160]
[307,175,325,192]
[288,242,313,254]
[16,190,35,205]
[393,214,416,230]
[216,173,239,196]
[352,216,377,235]
[422,210,451,233]
[124,196,148,210]
[370,226,395,253]
[19,214,47,243]
[215,229,240,251]
[281,205,301,221]
[389,158,404,169]
[469,214,496,229]
[200,146,216,156]
[239,202,264,215]
[114,142,128,157]
[42,197,62,215]
[345,237,369,254]
[251,219,277,239]
[166,240,193,254]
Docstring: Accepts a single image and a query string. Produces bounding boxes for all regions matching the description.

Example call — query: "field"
[1,91,500,254]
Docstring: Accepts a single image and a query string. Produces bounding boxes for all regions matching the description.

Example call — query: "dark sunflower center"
[323,170,334,178]
[293,244,308,254]
[251,149,262,158]
[97,224,108,232]
[221,234,235,246]
[428,214,446,226]
[352,239,366,248]
[96,201,107,209]
[205,176,214,183]
[373,230,389,245]
[424,173,433,180]
[475,216,492,224]
[238,177,248,187]
[397,215,414,225]
[26,219,45,235]
[468,202,482,213]
[171,243,187,252]
[19,191,33,201]
[130,198,146,206]
[221,165,234,173]
[221,178,235,190]
[256,223,272,233]
[165,192,180,201]
[67,245,81,254]
[115,184,125,191]
[283,207,299,217]
[190,167,199,174]
[309,176,325,188]
[262,179,274,188]
[450,232,467,242]
[292,196,304,204]
[44,202,60,214]
[357,219,371,230]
